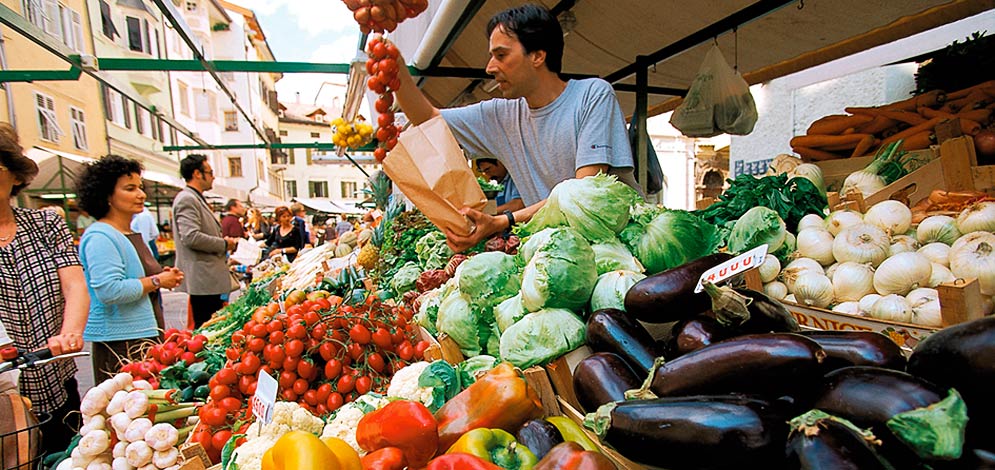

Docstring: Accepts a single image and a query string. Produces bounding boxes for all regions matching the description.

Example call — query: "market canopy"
[293,197,367,215]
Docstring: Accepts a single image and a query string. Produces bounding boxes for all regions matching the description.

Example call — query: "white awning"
[293,197,366,215]
[205,184,247,202]
[247,191,286,210]
[142,170,185,188]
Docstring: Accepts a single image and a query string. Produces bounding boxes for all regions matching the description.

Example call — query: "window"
[315,114,324,122]
[58,6,82,52]
[310,132,320,138]
[136,104,152,138]
[104,85,121,125]
[34,93,62,142]
[224,110,238,131]
[121,95,131,129]
[279,130,288,137]
[126,17,142,52]
[228,156,242,177]
[340,181,358,199]
[309,181,328,198]
[185,1,197,11]
[194,89,216,121]
[284,180,298,198]
[177,81,190,116]
[98,0,117,39]
[288,150,295,165]
[305,147,312,165]
[23,0,43,29]
[70,107,87,150]
[41,0,60,37]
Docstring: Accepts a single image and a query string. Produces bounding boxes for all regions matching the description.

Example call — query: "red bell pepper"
[360,447,406,470]
[534,442,617,470]
[357,400,438,467]
[435,362,543,452]
[426,453,503,470]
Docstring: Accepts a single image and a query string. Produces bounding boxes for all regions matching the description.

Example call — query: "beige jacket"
[171,186,234,295]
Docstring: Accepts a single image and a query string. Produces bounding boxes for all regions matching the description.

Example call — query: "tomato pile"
[190,294,429,460]
[343,0,428,34]
[366,36,402,163]
[118,328,207,389]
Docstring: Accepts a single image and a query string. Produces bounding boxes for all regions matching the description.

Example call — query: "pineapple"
[366,171,392,211]
[357,242,379,269]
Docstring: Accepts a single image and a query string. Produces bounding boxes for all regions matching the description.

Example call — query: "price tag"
[695,244,768,293]
[251,370,278,425]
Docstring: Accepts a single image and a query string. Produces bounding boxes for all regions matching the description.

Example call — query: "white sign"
[251,370,278,425]
[695,244,769,293]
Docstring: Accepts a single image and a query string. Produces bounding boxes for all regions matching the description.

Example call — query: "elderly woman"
[266,206,303,262]
[77,155,184,383]
[0,123,89,451]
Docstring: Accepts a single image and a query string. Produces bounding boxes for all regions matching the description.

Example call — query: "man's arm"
[395,59,440,126]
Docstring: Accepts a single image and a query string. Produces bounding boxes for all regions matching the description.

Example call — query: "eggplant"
[572,352,642,413]
[516,419,563,461]
[641,333,826,400]
[665,315,731,357]
[624,252,733,323]
[812,366,968,464]
[585,308,661,374]
[799,330,906,372]
[731,287,800,333]
[785,410,893,470]
[584,395,786,469]
[908,316,995,450]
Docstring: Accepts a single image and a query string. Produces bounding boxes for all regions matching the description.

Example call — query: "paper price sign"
[694,244,768,293]
[251,370,278,425]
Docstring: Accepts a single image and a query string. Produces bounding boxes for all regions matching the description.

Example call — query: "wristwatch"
[502,210,515,236]
[150,275,161,288]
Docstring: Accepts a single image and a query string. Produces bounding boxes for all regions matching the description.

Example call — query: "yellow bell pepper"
[261,431,360,470]
[323,437,362,470]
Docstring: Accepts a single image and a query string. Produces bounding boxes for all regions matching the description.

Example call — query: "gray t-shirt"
[441,78,641,206]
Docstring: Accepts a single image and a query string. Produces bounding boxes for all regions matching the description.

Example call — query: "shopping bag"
[670,45,758,137]
[231,238,262,266]
[383,115,487,236]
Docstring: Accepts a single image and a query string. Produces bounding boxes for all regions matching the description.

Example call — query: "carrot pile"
[791,80,995,162]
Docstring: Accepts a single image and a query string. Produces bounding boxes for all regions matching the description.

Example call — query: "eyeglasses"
[201,169,214,176]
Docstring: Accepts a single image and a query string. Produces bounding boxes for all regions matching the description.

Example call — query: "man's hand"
[224,237,239,251]
[443,207,506,253]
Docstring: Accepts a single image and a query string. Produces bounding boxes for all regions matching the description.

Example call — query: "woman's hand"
[269,248,282,259]
[157,267,184,289]
[47,331,83,355]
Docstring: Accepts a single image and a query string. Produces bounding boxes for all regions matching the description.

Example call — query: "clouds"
[231,0,356,36]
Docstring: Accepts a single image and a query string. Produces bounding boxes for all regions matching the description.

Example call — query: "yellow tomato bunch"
[331,117,374,149]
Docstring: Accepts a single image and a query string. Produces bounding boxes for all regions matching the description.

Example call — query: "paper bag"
[231,238,262,266]
[383,115,487,236]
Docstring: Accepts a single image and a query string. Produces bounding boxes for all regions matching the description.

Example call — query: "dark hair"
[180,154,208,181]
[0,123,39,197]
[475,158,498,167]
[290,202,305,215]
[224,198,241,211]
[486,4,564,74]
[274,206,292,220]
[76,155,143,219]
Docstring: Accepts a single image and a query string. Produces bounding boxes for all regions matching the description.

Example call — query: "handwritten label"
[251,370,278,425]
[695,244,768,293]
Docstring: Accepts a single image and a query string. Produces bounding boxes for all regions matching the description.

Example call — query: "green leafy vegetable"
[390,262,423,296]
[620,207,720,275]
[590,270,646,312]
[695,173,828,234]
[727,206,787,254]
[499,308,586,368]
[415,231,455,270]
[518,173,640,242]
[520,228,598,312]
[591,238,645,274]
[494,293,527,332]
[436,289,497,357]
[457,251,523,308]
[478,176,505,192]
[417,360,462,412]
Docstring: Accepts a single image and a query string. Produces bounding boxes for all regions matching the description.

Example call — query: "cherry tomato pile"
[118,328,208,389]
[366,36,402,163]
[191,295,430,460]
[343,0,428,34]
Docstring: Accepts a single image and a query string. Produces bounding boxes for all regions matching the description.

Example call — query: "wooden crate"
[417,327,464,365]
[556,397,649,470]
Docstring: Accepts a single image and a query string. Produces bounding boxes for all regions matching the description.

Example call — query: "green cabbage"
[457,251,522,307]
[592,238,644,274]
[520,228,598,312]
[414,287,445,335]
[728,206,787,254]
[456,355,498,385]
[415,231,454,270]
[518,173,640,242]
[435,289,495,357]
[620,207,720,275]
[520,228,556,264]
[499,308,586,368]
[494,293,527,332]
[590,270,646,312]
[390,262,422,296]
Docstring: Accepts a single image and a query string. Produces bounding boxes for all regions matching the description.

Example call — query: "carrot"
[789,133,872,149]
[854,115,898,135]
[883,90,946,112]
[897,131,934,151]
[806,114,872,135]
[960,119,981,136]
[956,108,992,125]
[877,110,927,126]
[946,80,995,100]
[793,146,844,162]
[917,107,955,119]
[851,135,877,158]
[844,106,881,116]
[880,117,944,146]
[945,89,989,112]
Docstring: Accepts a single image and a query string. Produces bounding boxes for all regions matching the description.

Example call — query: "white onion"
[873,252,932,295]
[918,243,950,267]
[797,213,825,233]
[859,293,882,314]
[927,263,955,288]
[949,232,995,296]
[792,272,834,308]
[791,164,826,193]
[916,215,962,245]
[889,235,920,256]
[824,262,840,281]
[864,200,912,235]
[956,201,995,234]
[832,223,891,267]
[764,281,788,300]
[796,229,835,266]
[907,288,942,327]
[832,262,876,302]
[758,255,781,283]
[832,302,861,315]
[825,210,863,237]
[842,170,887,197]
[780,258,825,293]
[869,294,913,323]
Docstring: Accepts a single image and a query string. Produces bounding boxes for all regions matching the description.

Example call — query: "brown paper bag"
[383,115,487,236]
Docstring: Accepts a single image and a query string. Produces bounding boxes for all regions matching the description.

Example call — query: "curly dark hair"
[0,123,40,197]
[75,155,143,219]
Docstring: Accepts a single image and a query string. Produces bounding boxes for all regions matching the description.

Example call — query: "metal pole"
[56,154,73,230]
[634,55,649,197]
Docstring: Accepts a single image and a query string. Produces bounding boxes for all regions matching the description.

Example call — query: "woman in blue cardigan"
[77,156,184,382]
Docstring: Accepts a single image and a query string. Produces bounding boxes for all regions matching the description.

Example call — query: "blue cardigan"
[79,222,158,342]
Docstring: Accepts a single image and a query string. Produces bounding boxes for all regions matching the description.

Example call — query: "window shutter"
[41,0,60,36]
[71,10,84,52]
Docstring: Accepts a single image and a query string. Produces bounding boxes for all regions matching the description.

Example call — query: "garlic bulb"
[956,201,995,234]
[832,302,861,315]
[780,258,825,293]
[864,200,912,236]
[824,262,839,281]
[859,293,882,315]
[873,252,932,295]
[832,262,876,302]
[792,272,834,308]
[764,281,788,300]
[869,294,913,323]
[796,228,835,266]
[797,213,825,233]
[949,231,995,296]
[927,263,955,288]
[906,288,942,327]
[832,223,891,267]
[825,210,863,237]
[889,235,920,256]
[758,255,781,283]
[916,215,962,245]
[918,243,950,267]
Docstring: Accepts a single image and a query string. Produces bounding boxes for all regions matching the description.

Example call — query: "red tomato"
[324,359,342,380]
[366,352,385,374]
[247,338,265,353]
[365,58,377,75]
[377,113,394,129]
[287,304,304,317]
[303,390,318,406]
[397,341,414,361]
[390,328,405,345]
[266,320,284,334]
[414,340,430,360]
[211,430,232,454]
[304,311,320,327]
[246,381,257,396]
[371,328,392,349]
[282,356,298,372]
[215,368,237,386]
[250,323,267,338]
[292,378,308,395]
[238,374,255,395]
[287,324,307,340]
[348,343,364,361]
[316,297,331,310]
[349,324,372,344]
[371,41,386,58]
[326,392,343,412]
[355,376,372,395]
[297,359,317,381]
[209,385,230,402]
[231,331,246,345]
[268,331,285,345]
[193,429,213,452]
[285,339,304,358]
[385,42,399,59]
[337,375,355,394]
[268,346,286,365]
[318,342,337,362]
[201,405,227,427]
[218,397,242,413]
[316,383,332,403]
[301,300,315,312]
[240,353,261,375]
[278,370,296,390]
[310,324,326,341]
[281,389,298,402]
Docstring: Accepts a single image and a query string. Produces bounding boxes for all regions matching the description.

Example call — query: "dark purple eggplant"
[785,410,893,470]
[585,308,661,374]
[624,252,733,323]
[732,287,800,333]
[515,419,563,461]
[666,315,731,357]
[572,352,641,413]
[812,366,968,464]
[799,330,906,372]
[639,333,826,400]
[584,395,786,469]
[908,316,995,451]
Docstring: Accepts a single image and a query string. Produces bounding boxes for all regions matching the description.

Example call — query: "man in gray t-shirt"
[395,4,642,252]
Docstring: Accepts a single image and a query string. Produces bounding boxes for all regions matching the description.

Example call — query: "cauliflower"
[320,393,389,453]
[386,362,434,408]
[233,402,325,470]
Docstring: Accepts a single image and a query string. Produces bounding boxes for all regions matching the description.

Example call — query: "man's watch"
[502,210,515,236]
[150,275,161,288]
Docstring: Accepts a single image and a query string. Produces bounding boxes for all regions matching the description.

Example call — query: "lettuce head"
[620,207,720,275]
[590,270,646,312]
[499,308,586,368]
[435,289,496,357]
[518,173,640,242]
[457,251,522,307]
[521,228,598,312]
[592,238,645,274]
[728,206,787,254]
